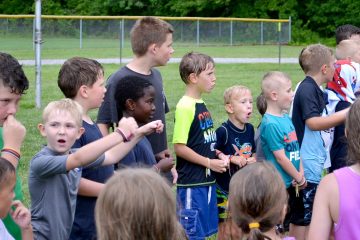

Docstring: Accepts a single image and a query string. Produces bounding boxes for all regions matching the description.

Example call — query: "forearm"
[306,108,348,131]
[67,131,124,170]
[21,225,33,240]
[77,178,104,197]
[103,134,142,165]
[174,143,208,168]
[273,150,302,182]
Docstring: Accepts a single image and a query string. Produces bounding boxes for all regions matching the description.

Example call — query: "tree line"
[1,0,359,44]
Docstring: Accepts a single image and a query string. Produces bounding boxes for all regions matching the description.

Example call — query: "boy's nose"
[7,103,17,115]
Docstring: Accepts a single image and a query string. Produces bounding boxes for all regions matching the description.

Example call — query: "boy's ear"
[148,43,157,54]
[76,127,85,139]
[125,99,136,111]
[321,64,327,74]
[270,90,278,101]
[78,85,89,98]
[225,103,234,114]
[38,123,46,137]
[188,73,197,84]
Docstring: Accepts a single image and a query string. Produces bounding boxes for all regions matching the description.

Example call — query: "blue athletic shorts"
[177,184,218,240]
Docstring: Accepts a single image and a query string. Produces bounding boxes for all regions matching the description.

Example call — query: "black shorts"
[284,185,307,227]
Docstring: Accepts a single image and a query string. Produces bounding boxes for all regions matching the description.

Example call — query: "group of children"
[0,17,360,240]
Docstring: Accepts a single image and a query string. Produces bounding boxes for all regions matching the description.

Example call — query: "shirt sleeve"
[172,103,194,144]
[31,153,68,178]
[298,86,322,120]
[261,122,284,152]
[215,126,227,152]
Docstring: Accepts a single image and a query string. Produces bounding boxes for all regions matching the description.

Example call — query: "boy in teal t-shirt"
[260,71,307,240]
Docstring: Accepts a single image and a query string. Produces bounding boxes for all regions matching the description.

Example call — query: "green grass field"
[15,61,305,205]
[0,36,306,60]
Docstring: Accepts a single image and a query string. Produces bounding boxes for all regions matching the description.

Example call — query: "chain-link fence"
[0,15,291,51]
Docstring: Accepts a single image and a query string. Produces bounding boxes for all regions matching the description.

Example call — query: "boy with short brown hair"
[174,52,227,240]
[97,17,174,164]
[0,52,28,239]
[292,44,349,234]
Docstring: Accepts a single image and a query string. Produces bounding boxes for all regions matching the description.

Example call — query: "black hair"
[0,52,29,94]
[115,76,153,120]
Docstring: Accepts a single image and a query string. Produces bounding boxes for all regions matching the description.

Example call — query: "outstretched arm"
[306,108,348,131]
[66,117,137,170]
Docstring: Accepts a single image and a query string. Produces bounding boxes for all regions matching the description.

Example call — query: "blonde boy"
[173,52,226,239]
[292,44,348,233]
[28,99,139,240]
[57,57,164,239]
[214,85,256,240]
[260,71,306,240]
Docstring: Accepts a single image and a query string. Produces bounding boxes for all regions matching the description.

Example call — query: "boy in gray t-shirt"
[28,99,160,239]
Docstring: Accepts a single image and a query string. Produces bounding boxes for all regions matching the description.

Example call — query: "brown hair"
[42,98,83,127]
[179,52,214,84]
[58,57,104,98]
[298,44,334,75]
[130,17,174,57]
[346,99,360,165]
[229,162,287,240]
[335,24,360,45]
[256,93,267,116]
[0,157,15,188]
[95,168,186,240]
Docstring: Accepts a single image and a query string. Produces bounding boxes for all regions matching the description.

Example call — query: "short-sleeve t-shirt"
[29,147,105,240]
[69,121,114,240]
[261,113,300,188]
[116,137,157,168]
[97,66,169,155]
[0,127,23,240]
[0,220,15,240]
[214,120,256,192]
[173,96,217,187]
[292,76,327,184]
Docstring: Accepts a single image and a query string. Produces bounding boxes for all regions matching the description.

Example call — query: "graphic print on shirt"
[198,111,216,144]
[284,130,300,162]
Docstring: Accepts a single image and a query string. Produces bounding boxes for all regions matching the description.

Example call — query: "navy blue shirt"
[214,120,256,192]
[69,121,114,240]
[116,137,156,168]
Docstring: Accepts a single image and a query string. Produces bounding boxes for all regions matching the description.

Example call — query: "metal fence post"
[33,17,35,50]
[35,0,42,108]
[79,18,82,49]
[121,19,124,49]
[289,16,292,43]
[230,20,233,46]
[196,19,199,46]
[260,21,264,45]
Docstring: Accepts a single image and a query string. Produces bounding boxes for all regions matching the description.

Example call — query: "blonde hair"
[229,162,287,240]
[335,39,360,60]
[95,168,186,240]
[261,71,291,100]
[42,98,83,126]
[223,85,251,105]
[299,44,334,75]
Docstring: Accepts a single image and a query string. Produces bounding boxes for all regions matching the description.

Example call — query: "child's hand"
[231,156,247,168]
[209,159,227,173]
[137,120,163,136]
[10,200,32,230]
[117,117,138,140]
[171,167,178,184]
[156,156,175,172]
[3,115,26,151]
[246,157,256,164]
[217,153,230,167]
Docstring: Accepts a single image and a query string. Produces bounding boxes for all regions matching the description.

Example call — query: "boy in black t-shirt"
[214,85,256,240]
